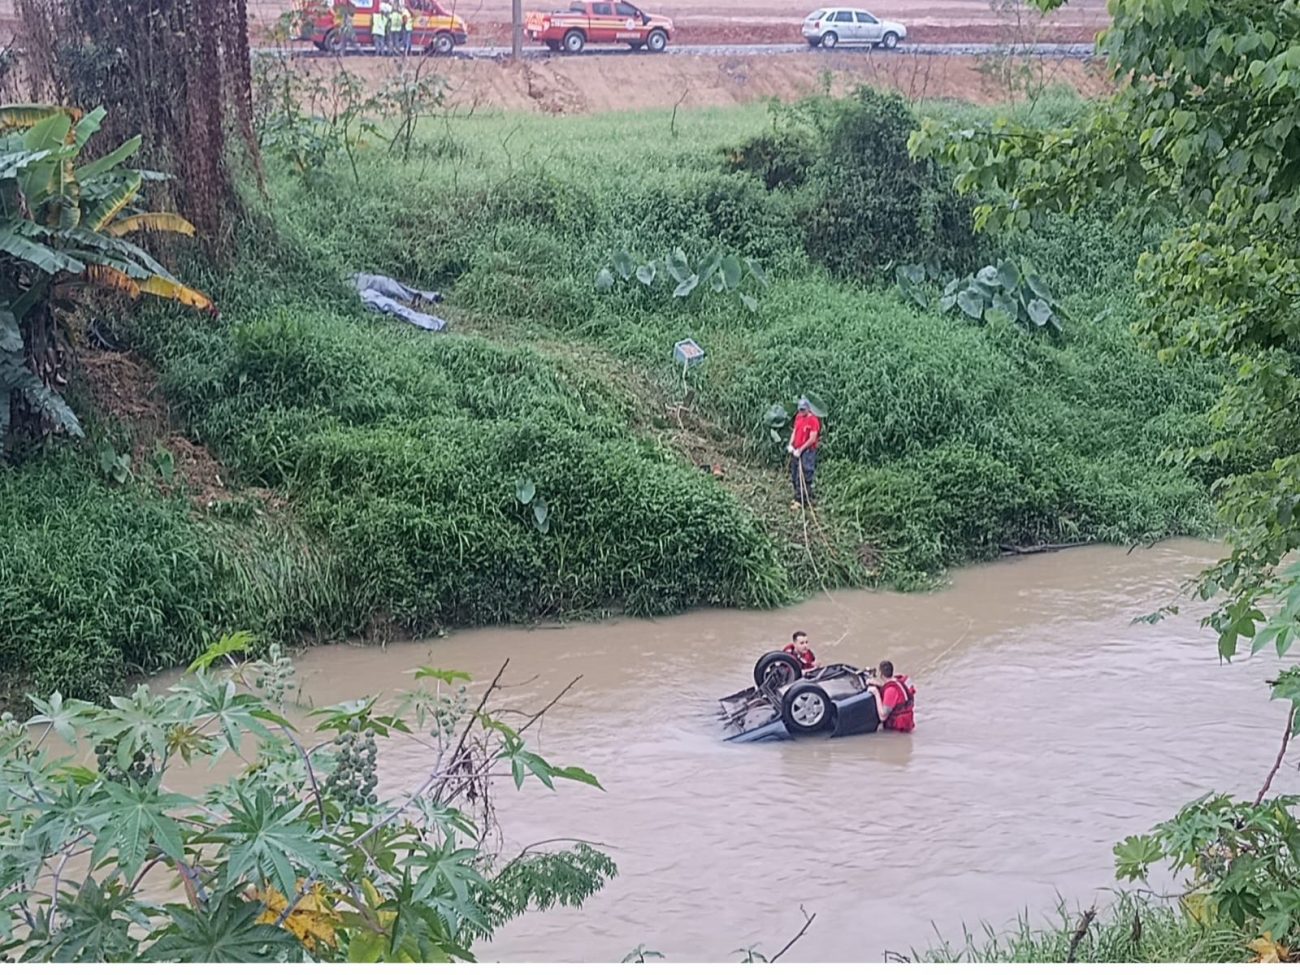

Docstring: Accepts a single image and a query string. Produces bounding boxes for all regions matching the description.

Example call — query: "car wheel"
[646,28,667,52]
[323,29,343,53]
[431,31,455,54]
[563,29,586,53]
[753,651,803,689]
[781,682,834,734]
[882,31,899,49]
[820,31,838,48]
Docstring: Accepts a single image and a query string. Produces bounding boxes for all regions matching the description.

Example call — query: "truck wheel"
[820,30,838,48]
[881,31,899,49]
[781,682,834,734]
[753,651,803,689]
[546,40,561,51]
[323,29,343,53]
[646,28,667,52]
[431,31,455,54]
[563,29,586,53]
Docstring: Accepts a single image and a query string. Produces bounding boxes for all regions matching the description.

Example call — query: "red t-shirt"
[792,413,821,451]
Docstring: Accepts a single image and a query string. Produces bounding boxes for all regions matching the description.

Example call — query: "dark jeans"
[791,449,816,504]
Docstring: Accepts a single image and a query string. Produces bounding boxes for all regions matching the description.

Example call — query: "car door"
[589,1,618,41]
[614,1,643,39]
[831,9,856,42]
[856,9,882,43]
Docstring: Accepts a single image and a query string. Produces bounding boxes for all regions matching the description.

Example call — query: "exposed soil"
[294,47,1110,114]
[77,348,268,511]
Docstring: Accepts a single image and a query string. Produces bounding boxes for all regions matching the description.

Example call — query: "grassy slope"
[2,92,1225,704]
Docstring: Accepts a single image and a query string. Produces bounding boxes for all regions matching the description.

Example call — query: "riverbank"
[1,89,1231,707]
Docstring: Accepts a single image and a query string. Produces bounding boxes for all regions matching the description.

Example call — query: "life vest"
[880,676,915,732]
[782,642,816,670]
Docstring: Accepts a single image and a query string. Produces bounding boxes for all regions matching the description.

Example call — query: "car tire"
[781,682,834,734]
[753,651,803,689]
[820,31,838,48]
[431,31,455,54]
[882,31,899,49]
[563,29,586,53]
[646,28,667,52]
[323,29,343,53]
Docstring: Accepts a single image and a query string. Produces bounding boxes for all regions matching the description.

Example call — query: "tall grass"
[916,895,1249,963]
[1,86,1234,701]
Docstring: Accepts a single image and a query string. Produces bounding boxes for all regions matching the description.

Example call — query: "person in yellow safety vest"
[399,2,413,55]
[372,2,390,55]
[389,3,406,54]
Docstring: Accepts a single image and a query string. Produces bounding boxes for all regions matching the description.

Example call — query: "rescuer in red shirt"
[787,396,821,509]
[868,660,916,732]
[782,630,818,671]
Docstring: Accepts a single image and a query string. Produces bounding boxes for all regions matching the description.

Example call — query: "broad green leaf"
[743,257,768,287]
[76,135,142,182]
[975,265,1001,287]
[188,631,255,674]
[409,667,473,684]
[86,779,189,879]
[24,690,96,745]
[515,477,536,504]
[665,248,691,284]
[594,267,615,292]
[83,172,144,232]
[740,293,759,313]
[956,288,985,319]
[205,788,334,896]
[72,107,106,151]
[635,263,655,286]
[104,212,196,238]
[143,897,299,962]
[672,274,699,298]
[996,259,1020,289]
[611,249,634,280]
[1026,298,1054,327]
[720,254,743,290]
[551,764,603,790]
[0,225,84,275]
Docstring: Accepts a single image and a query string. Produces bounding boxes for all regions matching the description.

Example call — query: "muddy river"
[190,541,1300,961]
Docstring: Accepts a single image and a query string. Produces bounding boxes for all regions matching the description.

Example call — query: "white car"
[802,7,907,49]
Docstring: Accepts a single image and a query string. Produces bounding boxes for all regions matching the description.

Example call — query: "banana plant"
[0,103,216,446]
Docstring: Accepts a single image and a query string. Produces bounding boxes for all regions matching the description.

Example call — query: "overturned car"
[719,651,887,742]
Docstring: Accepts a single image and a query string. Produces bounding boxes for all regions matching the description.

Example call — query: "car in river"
[718,651,885,742]
[801,8,907,49]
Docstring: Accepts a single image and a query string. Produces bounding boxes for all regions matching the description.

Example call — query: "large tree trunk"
[15,0,261,257]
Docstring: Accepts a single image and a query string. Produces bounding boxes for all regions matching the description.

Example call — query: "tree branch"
[1255,703,1296,805]
[770,906,816,962]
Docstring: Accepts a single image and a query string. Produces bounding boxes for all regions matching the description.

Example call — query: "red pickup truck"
[524,1,674,53]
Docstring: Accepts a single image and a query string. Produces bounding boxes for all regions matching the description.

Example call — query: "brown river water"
[163,540,1300,962]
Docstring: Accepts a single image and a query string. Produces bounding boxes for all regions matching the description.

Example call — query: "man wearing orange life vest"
[782,630,817,671]
[868,659,915,732]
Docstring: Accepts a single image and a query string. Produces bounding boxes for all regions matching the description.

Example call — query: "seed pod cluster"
[0,711,19,742]
[95,742,154,784]
[432,685,471,739]
[324,718,378,808]
[255,645,296,707]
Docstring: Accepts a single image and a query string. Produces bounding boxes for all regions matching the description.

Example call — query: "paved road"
[261,41,1096,60]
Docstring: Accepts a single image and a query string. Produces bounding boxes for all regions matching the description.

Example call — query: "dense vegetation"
[0,84,1235,705]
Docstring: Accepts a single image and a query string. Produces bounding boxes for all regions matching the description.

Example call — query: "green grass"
[917,895,1250,963]
[0,85,1232,701]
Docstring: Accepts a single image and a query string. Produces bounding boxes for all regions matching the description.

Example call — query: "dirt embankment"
[294,48,1109,115]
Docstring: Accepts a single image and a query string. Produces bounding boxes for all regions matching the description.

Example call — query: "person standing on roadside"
[333,0,359,52]
[786,396,821,509]
[372,2,390,54]
[390,2,407,53]
[400,1,414,54]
